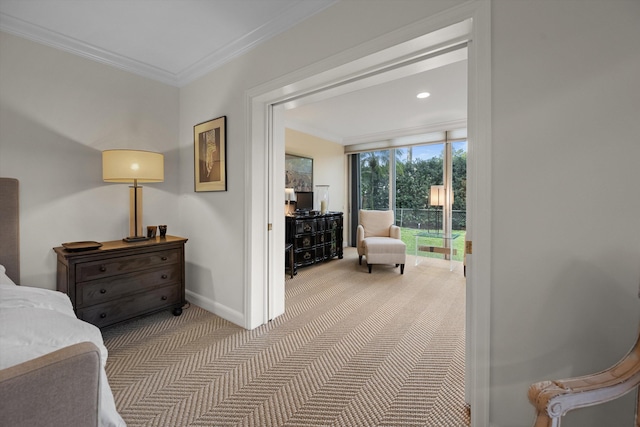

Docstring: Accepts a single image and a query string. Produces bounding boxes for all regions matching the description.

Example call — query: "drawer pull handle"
[161,296,168,300]
[100,313,107,318]
[100,289,107,294]
[161,256,168,261]
[99,265,107,272]
[161,274,168,279]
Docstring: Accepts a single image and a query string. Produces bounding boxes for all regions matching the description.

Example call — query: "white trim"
[465,1,492,425]
[269,105,287,321]
[185,290,244,326]
[0,13,179,86]
[0,1,338,87]
[343,119,468,148]
[177,1,338,86]
[245,2,492,425]
[282,120,344,145]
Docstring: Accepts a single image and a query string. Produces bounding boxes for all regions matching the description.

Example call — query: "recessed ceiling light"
[417,92,431,99]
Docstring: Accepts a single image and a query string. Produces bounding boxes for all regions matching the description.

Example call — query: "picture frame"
[285,154,313,192]
[194,116,227,192]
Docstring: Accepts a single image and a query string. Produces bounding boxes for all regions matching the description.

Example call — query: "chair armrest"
[357,225,365,255]
[390,225,401,239]
[0,342,101,427]
[528,337,640,422]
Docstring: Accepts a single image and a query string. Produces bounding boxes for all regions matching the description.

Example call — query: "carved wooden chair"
[528,324,640,426]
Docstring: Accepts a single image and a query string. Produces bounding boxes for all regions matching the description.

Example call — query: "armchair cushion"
[359,209,395,238]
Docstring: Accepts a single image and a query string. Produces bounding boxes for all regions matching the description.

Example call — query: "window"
[351,133,467,262]
[359,150,390,210]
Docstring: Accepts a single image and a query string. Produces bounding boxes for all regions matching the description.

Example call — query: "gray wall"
[0,31,180,286]
[491,1,640,425]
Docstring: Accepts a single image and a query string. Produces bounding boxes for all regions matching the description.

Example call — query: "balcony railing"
[395,207,466,231]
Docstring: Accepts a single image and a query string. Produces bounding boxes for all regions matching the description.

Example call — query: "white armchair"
[357,209,406,274]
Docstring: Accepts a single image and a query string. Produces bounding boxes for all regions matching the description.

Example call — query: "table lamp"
[285,188,297,216]
[102,149,164,242]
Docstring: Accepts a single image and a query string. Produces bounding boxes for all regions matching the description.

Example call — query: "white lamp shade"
[103,150,164,183]
[430,185,444,206]
[285,188,297,202]
[429,185,452,206]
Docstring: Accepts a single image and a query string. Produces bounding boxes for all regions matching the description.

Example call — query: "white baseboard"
[185,290,245,327]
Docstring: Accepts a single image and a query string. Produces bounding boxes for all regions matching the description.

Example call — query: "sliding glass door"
[353,137,467,264]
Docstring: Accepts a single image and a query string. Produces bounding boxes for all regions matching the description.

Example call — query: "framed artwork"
[194,116,227,192]
[285,154,313,192]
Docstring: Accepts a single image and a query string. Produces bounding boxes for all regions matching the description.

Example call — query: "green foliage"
[358,144,467,230]
[359,151,389,210]
[401,228,466,262]
[452,147,466,212]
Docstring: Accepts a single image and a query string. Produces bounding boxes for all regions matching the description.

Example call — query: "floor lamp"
[102,149,164,242]
[429,185,445,232]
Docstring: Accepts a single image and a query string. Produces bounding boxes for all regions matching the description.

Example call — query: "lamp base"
[123,235,149,243]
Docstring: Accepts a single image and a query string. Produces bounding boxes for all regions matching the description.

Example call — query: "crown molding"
[177,1,338,86]
[0,13,179,86]
[0,1,337,88]
[284,120,344,145]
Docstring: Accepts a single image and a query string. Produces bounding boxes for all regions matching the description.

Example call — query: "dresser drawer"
[295,248,316,266]
[77,284,181,328]
[295,219,316,234]
[77,265,181,307]
[76,249,180,282]
[295,234,316,249]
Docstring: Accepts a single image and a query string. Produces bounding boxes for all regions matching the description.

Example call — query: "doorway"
[246,3,492,425]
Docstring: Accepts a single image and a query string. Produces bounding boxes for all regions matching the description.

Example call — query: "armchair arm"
[357,225,365,256]
[390,225,401,240]
[528,335,640,426]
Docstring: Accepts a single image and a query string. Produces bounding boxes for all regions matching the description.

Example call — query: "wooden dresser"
[54,235,187,328]
[286,212,343,272]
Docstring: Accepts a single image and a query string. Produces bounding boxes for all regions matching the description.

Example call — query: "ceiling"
[0,0,467,145]
[283,59,467,146]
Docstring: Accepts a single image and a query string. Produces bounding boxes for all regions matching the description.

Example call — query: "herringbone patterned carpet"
[102,248,469,427]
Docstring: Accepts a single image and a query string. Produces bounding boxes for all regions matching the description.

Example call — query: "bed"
[0,178,125,427]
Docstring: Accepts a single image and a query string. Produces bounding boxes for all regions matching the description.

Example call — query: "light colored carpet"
[102,247,469,427]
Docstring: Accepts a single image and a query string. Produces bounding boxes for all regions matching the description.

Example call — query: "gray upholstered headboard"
[0,178,20,284]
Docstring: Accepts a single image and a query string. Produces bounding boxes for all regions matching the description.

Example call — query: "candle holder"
[315,185,329,215]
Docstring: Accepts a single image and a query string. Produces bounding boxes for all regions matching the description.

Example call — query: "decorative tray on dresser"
[54,235,187,328]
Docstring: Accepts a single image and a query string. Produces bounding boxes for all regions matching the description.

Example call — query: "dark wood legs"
[365,262,405,274]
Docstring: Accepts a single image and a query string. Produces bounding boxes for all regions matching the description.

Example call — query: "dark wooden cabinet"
[286,212,343,272]
[54,235,187,328]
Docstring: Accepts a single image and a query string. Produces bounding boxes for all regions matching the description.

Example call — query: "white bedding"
[0,279,126,427]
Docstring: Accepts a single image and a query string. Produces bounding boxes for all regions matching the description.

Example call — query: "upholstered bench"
[363,237,406,274]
